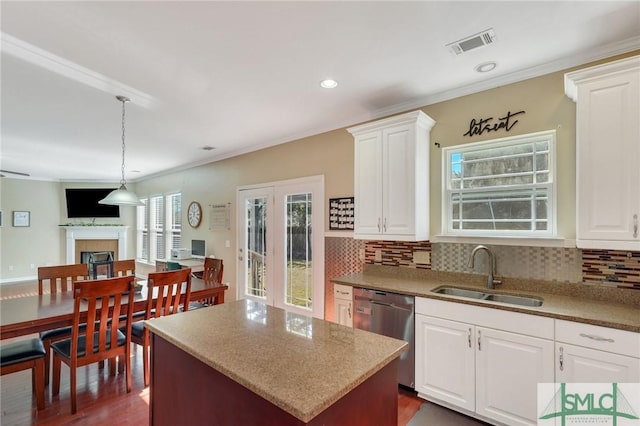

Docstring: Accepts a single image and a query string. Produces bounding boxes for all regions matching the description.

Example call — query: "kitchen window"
[137,192,182,263]
[442,130,556,238]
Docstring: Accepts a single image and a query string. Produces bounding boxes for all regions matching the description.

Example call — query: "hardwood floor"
[2,281,423,426]
[1,349,422,425]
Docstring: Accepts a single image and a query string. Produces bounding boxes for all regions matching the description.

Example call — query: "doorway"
[237,176,325,318]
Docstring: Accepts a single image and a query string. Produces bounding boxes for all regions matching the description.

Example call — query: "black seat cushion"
[1,338,46,367]
[50,330,125,359]
[40,323,88,341]
[127,322,145,339]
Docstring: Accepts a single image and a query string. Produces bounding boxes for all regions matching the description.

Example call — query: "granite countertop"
[143,299,407,423]
[332,267,640,333]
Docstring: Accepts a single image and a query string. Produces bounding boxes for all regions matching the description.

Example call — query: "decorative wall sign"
[209,203,231,231]
[329,197,354,230]
[463,110,525,137]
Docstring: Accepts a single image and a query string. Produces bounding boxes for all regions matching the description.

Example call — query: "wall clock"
[187,201,202,228]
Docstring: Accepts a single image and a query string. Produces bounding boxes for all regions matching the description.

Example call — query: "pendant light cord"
[117,96,131,187]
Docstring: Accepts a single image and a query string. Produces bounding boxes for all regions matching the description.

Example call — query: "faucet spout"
[468,245,501,289]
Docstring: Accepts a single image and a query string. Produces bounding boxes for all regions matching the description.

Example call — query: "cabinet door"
[335,297,353,328]
[556,343,640,383]
[382,123,415,236]
[354,131,383,236]
[476,327,554,426]
[415,315,475,412]
[576,70,640,247]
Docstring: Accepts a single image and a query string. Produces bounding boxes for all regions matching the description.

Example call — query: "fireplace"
[62,226,128,265]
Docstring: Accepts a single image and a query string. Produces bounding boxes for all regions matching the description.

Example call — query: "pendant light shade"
[99,96,143,206]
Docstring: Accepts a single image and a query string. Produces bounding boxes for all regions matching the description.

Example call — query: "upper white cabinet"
[348,110,436,241]
[565,56,640,250]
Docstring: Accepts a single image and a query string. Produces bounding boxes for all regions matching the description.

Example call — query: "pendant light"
[99,95,143,206]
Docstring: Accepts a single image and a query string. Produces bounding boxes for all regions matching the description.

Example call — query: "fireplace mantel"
[61,226,129,264]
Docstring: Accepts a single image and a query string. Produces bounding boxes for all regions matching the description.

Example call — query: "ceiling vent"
[446,28,496,55]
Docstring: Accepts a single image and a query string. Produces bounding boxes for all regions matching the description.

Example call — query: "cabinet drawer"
[333,283,353,299]
[556,320,640,358]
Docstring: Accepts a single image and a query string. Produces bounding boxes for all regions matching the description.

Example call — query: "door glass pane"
[246,197,267,299]
[285,193,312,310]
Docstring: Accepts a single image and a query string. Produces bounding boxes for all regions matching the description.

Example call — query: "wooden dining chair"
[51,275,135,414]
[126,269,192,387]
[38,263,89,295]
[190,258,224,309]
[38,264,90,385]
[113,259,136,277]
[1,338,46,411]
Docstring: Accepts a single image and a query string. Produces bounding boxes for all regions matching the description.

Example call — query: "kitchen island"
[144,299,408,425]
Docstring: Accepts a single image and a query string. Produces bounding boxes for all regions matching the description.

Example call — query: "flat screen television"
[191,239,206,259]
[65,188,120,218]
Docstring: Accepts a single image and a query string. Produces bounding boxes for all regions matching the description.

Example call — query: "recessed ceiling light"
[475,62,497,73]
[320,79,338,89]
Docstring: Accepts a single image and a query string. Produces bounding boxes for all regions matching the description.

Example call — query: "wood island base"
[150,335,400,425]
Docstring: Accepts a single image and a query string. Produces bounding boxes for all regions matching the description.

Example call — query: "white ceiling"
[1,1,639,182]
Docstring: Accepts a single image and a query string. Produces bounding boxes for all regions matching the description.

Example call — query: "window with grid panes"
[136,193,182,263]
[443,131,556,237]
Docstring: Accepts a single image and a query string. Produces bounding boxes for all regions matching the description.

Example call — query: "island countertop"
[144,299,407,423]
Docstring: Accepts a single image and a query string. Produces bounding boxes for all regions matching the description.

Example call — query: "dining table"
[0,277,229,340]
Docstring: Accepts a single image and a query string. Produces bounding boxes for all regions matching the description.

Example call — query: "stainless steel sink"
[432,286,543,307]
[433,287,487,299]
[483,293,543,307]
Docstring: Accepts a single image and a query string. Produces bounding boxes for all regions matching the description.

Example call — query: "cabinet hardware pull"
[377,218,381,232]
[348,303,352,319]
[383,217,387,232]
[579,333,615,343]
[634,214,638,238]
[559,346,564,371]
[477,330,482,351]
[468,328,472,348]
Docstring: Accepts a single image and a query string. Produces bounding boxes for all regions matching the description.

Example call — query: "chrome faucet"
[468,245,502,289]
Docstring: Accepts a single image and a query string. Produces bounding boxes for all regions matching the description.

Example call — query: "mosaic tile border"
[582,249,640,289]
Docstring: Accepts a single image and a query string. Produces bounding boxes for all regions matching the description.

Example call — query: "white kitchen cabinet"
[333,284,353,327]
[555,319,640,383]
[415,315,476,412]
[348,110,435,241]
[415,298,554,426]
[565,55,640,250]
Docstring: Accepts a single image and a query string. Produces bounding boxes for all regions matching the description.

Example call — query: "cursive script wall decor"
[463,110,525,137]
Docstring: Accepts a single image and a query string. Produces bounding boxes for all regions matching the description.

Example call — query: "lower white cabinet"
[555,320,640,383]
[333,284,353,327]
[415,297,554,426]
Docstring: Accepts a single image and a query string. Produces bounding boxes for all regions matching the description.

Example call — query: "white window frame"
[136,192,182,264]
[441,130,557,239]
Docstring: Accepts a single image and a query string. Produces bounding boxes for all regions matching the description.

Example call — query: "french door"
[237,176,325,318]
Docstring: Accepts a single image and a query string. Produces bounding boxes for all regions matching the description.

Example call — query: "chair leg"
[109,357,117,376]
[43,340,51,386]
[33,358,45,410]
[143,341,150,388]
[70,362,77,414]
[125,350,132,393]
[52,354,61,396]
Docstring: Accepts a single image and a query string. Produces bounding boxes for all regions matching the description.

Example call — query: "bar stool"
[1,338,46,410]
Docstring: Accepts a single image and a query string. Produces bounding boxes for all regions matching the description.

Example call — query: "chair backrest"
[113,259,136,277]
[71,276,135,365]
[38,264,89,295]
[145,269,192,319]
[202,258,224,284]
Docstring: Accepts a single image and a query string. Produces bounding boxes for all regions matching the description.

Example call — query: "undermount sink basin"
[433,287,486,299]
[432,286,543,307]
[483,293,543,307]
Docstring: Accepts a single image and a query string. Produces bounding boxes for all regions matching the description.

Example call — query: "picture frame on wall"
[0,210,3,227]
[12,210,30,227]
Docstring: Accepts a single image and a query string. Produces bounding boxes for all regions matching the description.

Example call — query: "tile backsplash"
[325,236,640,289]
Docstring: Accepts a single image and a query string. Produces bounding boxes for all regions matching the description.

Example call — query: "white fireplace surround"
[63,226,128,264]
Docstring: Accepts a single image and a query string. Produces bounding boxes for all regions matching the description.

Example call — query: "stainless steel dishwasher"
[353,287,415,389]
